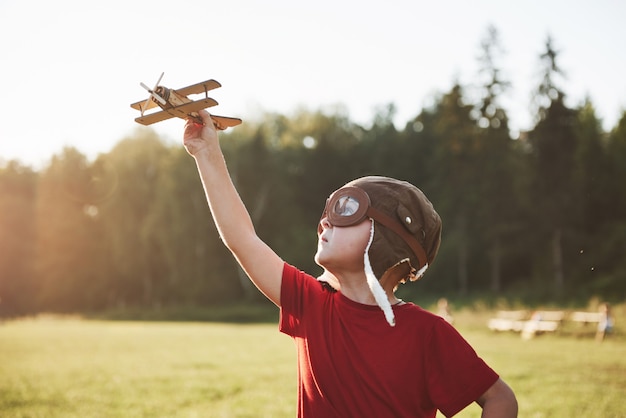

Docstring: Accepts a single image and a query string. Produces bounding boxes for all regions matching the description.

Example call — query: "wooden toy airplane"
[130,73,242,130]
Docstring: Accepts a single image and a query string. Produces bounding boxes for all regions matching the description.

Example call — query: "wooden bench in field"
[488,310,566,338]
[488,309,612,339]
[520,311,566,339]
[570,311,602,325]
[569,311,606,339]
[487,310,529,332]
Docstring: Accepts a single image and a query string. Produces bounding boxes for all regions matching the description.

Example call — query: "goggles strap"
[366,206,429,269]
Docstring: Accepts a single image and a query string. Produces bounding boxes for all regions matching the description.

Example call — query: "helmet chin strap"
[363,220,396,327]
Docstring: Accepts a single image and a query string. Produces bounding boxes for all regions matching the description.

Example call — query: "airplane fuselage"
[154,87,192,109]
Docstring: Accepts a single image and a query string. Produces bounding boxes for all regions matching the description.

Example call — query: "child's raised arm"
[183,110,284,306]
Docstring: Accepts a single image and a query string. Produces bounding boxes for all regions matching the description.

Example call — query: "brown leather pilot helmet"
[319,176,442,326]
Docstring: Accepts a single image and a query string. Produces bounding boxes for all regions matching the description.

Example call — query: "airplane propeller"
[139,72,166,113]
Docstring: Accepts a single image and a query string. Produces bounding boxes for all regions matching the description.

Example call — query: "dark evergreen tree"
[528,36,579,298]
[430,84,479,295]
[472,25,519,293]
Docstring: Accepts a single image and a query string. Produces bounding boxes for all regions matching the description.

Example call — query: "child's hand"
[183,110,218,157]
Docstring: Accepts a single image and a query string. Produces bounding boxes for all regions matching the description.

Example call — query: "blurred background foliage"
[2,30,626,317]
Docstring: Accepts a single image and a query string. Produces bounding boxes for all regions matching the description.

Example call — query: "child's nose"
[319,216,332,232]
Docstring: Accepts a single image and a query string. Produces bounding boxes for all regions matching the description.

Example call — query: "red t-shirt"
[279,263,499,418]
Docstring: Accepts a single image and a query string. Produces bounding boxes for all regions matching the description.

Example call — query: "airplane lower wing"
[135,109,177,125]
[136,112,241,130]
[135,98,218,126]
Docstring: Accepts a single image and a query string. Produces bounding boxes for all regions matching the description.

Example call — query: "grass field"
[1,307,624,418]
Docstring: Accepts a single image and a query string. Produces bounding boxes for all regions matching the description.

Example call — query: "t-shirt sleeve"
[279,263,305,337]
[425,319,500,417]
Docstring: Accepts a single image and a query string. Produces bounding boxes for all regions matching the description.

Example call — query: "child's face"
[314,217,372,275]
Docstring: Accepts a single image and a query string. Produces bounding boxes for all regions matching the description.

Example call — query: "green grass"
[1,308,624,418]
[0,316,296,418]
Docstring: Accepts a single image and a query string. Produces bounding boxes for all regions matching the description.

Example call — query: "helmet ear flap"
[364,220,395,327]
[379,259,416,289]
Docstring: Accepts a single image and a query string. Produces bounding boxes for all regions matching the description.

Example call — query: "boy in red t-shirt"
[183,110,518,417]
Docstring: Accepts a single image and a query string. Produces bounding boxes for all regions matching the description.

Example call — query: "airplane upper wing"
[131,78,221,112]
[134,98,218,126]
[175,79,222,97]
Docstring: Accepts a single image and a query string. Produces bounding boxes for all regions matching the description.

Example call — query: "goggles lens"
[334,195,360,217]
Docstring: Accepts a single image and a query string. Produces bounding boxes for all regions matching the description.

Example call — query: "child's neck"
[337,273,400,306]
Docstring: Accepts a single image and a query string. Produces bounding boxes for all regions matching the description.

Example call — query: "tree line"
[2,29,626,316]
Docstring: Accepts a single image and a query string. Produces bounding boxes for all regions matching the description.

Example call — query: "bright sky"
[1,0,625,167]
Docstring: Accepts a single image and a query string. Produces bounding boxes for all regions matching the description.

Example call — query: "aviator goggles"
[318,186,428,269]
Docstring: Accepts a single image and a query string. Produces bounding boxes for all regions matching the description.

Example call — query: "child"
[436,297,454,325]
[183,110,518,417]
[596,302,614,342]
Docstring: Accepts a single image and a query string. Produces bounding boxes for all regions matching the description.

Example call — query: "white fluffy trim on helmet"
[364,220,396,327]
